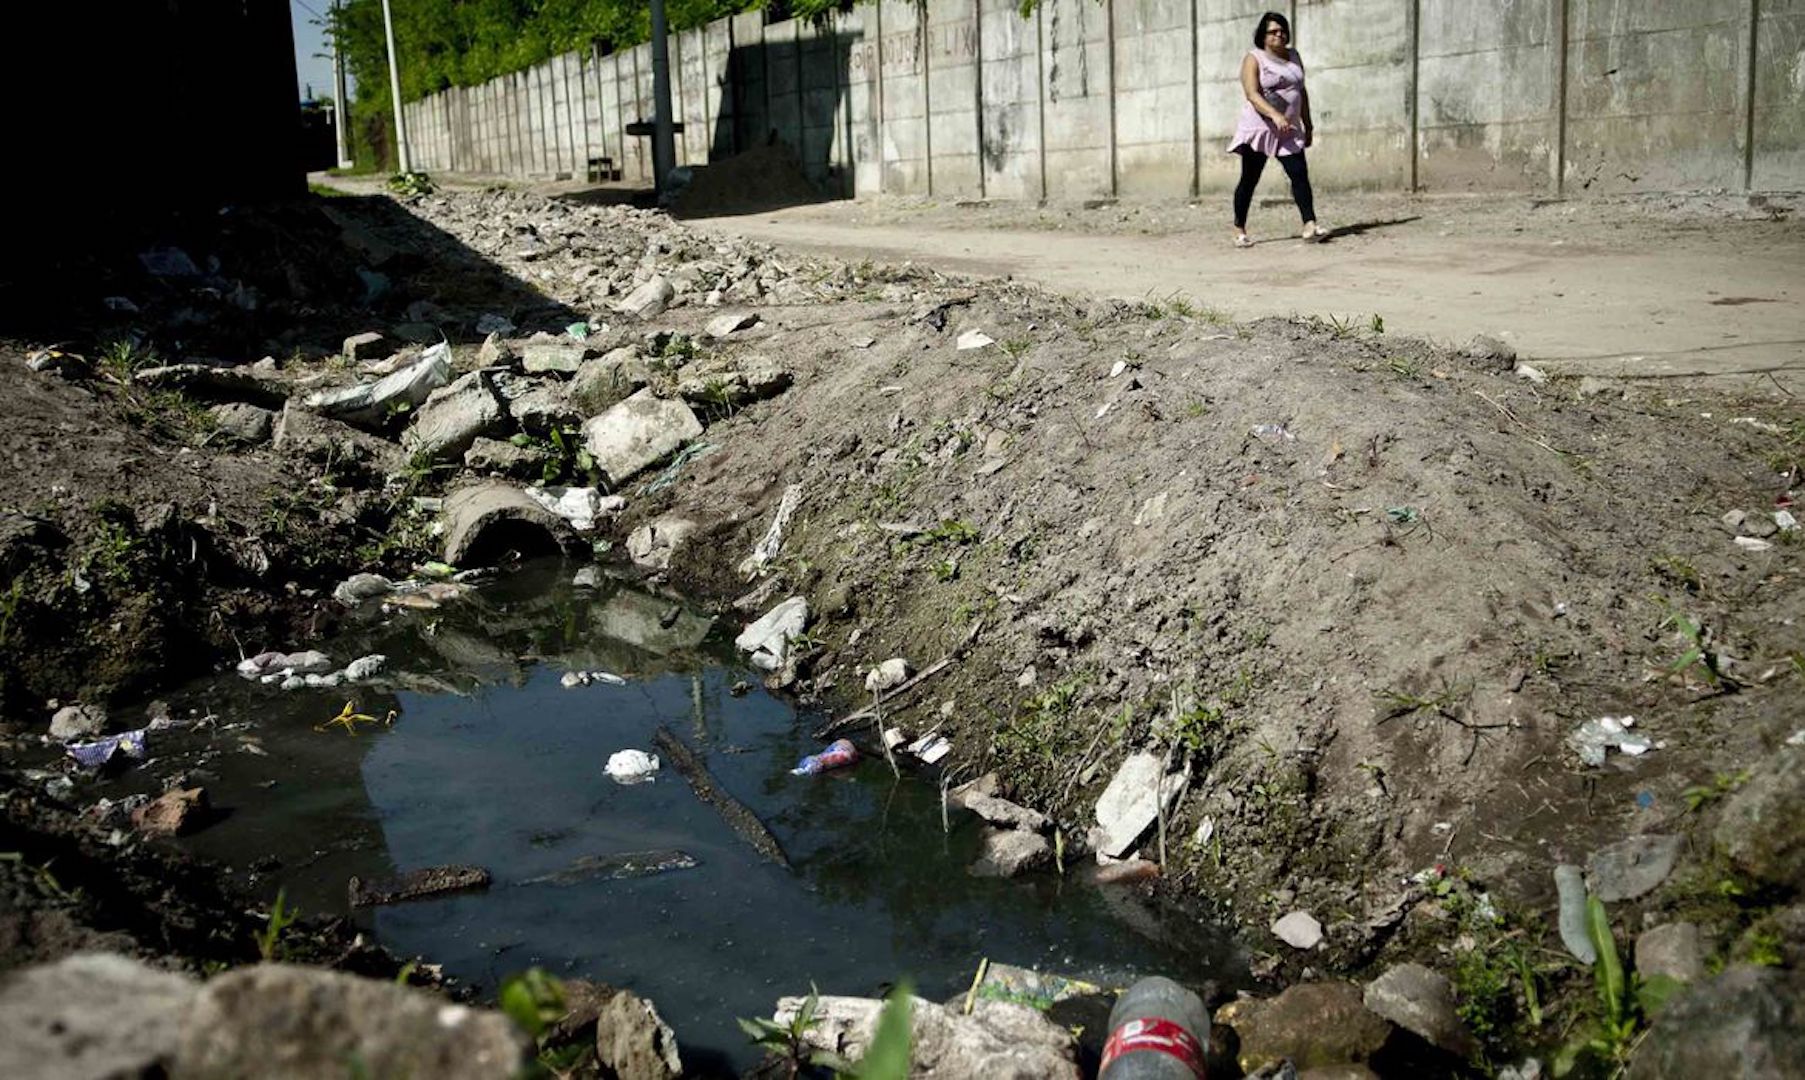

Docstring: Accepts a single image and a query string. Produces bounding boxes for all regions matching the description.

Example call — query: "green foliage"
[256,889,299,962]
[1683,769,1751,812]
[852,982,913,1080]
[386,170,436,196]
[739,985,854,1077]
[500,968,595,1077]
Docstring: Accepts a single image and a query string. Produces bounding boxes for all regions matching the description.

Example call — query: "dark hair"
[1253,12,1291,48]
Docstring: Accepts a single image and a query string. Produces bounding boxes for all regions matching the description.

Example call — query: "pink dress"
[1228,48,1306,157]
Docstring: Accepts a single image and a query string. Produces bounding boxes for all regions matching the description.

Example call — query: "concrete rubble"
[581,389,704,486]
[773,993,1080,1080]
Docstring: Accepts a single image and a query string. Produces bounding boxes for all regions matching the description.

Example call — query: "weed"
[1370,314,1386,335]
[1649,555,1703,594]
[739,984,852,1077]
[386,170,436,196]
[1740,928,1785,967]
[99,339,154,382]
[1376,680,1472,722]
[500,967,592,1076]
[1652,602,1737,690]
[256,889,299,961]
[1387,355,1422,379]
[932,558,958,582]
[1182,397,1211,418]
[999,338,1033,359]
[1683,770,1751,812]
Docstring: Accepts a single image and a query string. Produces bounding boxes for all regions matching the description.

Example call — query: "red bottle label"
[1100,1017,1208,1078]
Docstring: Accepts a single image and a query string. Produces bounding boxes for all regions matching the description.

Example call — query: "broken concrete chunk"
[618,275,676,319]
[0,953,198,1080]
[1586,834,1684,901]
[520,338,590,374]
[595,990,683,1080]
[49,703,109,741]
[343,331,387,362]
[706,312,760,339]
[570,348,654,413]
[464,436,550,478]
[581,389,704,487]
[1363,963,1474,1056]
[132,787,210,837]
[735,596,809,671]
[959,791,1050,834]
[348,865,492,907]
[1093,751,1185,858]
[209,402,275,444]
[864,658,911,694]
[772,994,1078,1080]
[333,573,394,606]
[401,370,505,463]
[626,516,699,570]
[1272,910,1324,950]
[676,361,794,409]
[1636,922,1708,985]
[956,330,996,351]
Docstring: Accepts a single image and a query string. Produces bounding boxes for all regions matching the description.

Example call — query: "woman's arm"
[1241,53,1292,130]
[1300,84,1314,146]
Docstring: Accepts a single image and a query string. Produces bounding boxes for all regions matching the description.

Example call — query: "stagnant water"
[89,560,1241,1071]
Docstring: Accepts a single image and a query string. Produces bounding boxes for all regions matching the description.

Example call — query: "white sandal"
[1303,224,1331,243]
[1234,234,1255,249]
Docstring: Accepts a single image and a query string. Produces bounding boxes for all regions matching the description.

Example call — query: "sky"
[291,0,352,103]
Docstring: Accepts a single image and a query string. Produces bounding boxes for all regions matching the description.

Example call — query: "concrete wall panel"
[1041,0,1113,198]
[1294,0,1411,190]
[925,0,983,197]
[1114,0,1194,197]
[1753,1,1805,188]
[705,19,735,159]
[767,18,805,162]
[800,17,844,190]
[879,0,931,193]
[980,0,1043,200]
[1197,3,1272,193]
[1417,0,1557,191]
[729,13,768,154]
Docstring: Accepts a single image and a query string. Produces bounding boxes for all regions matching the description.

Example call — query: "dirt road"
[689,193,1805,387]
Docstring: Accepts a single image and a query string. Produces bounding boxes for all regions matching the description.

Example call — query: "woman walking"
[1228,12,1328,246]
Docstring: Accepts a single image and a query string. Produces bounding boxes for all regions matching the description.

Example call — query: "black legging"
[1233,148,1315,229]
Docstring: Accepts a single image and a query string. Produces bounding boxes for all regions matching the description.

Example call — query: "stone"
[131,787,210,836]
[1362,963,1474,1055]
[971,828,1053,877]
[520,338,589,374]
[342,654,385,680]
[209,402,275,443]
[570,348,653,413]
[625,516,699,571]
[464,436,550,478]
[348,865,492,907]
[0,952,199,1079]
[440,482,578,566]
[49,703,108,740]
[619,275,676,319]
[343,331,387,362]
[1217,982,1391,1073]
[775,994,1079,1080]
[1635,923,1707,985]
[476,331,515,367]
[504,381,582,435]
[1576,376,1615,398]
[1714,745,1805,889]
[1464,334,1517,371]
[735,596,809,671]
[957,791,1050,833]
[594,989,683,1079]
[1272,910,1325,950]
[273,400,406,474]
[864,658,911,693]
[581,389,704,486]
[706,311,760,338]
[1745,513,1780,539]
[1721,509,1749,536]
[402,370,505,463]
[1586,834,1685,901]
[1627,966,1805,1079]
[1093,751,1184,858]
[676,362,794,409]
[173,963,527,1079]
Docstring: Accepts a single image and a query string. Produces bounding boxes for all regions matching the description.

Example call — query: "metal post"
[379,0,411,172]
[331,0,352,167]
[650,0,678,192]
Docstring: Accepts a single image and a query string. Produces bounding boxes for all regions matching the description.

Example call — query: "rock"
[676,362,794,409]
[464,436,550,478]
[956,330,996,350]
[0,952,199,1079]
[957,791,1051,833]
[348,865,492,907]
[173,963,527,1079]
[972,828,1053,877]
[1272,910,1325,950]
[626,516,698,571]
[706,311,760,338]
[1464,334,1517,371]
[1745,513,1780,539]
[864,658,911,693]
[619,275,676,319]
[304,343,451,429]
[504,381,582,435]
[477,332,515,367]
[1586,834,1685,901]
[440,482,577,566]
[402,370,505,463]
[1714,745,1805,889]
[520,338,590,374]
[131,787,210,836]
[1721,509,1749,535]
[1636,923,1708,985]
[594,989,683,1079]
[581,389,704,486]
[735,596,809,671]
[1628,966,1805,1079]
[209,402,275,444]
[1217,982,1391,1073]
[49,703,108,740]
[570,347,654,412]
[1093,751,1184,858]
[1576,376,1615,398]
[775,994,1079,1080]
[1362,963,1473,1055]
[342,654,386,681]
[343,331,387,362]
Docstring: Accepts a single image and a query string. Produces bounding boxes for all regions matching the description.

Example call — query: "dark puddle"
[85,559,1244,1070]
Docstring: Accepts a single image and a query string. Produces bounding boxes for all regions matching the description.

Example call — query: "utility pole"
[649,0,677,193]
[380,0,412,173]
[331,0,352,168]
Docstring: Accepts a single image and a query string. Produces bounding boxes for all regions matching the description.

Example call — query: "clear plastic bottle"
[1099,976,1211,1079]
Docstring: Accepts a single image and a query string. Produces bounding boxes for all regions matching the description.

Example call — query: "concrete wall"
[405,0,1805,196]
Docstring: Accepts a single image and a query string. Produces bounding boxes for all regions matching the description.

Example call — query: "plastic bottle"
[1100,976,1210,1079]
[790,738,859,776]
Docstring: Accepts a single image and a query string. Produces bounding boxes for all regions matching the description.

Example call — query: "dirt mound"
[669,142,822,218]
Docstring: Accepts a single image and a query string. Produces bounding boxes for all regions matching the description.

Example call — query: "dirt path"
[688,195,1805,387]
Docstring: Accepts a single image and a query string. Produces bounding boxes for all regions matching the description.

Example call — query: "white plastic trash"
[605,750,659,784]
